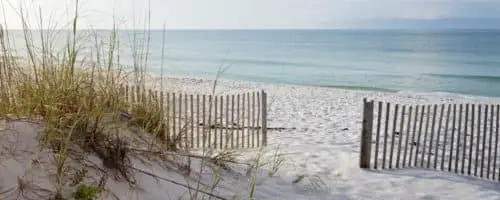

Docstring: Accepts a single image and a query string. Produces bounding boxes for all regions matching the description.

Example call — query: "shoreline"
[144,73,500,103]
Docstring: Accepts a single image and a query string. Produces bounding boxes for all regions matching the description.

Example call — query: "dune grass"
[0,2,313,200]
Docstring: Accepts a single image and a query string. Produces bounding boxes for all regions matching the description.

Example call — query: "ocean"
[6,29,500,97]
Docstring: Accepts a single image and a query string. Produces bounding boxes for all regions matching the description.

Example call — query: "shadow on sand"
[367,168,500,194]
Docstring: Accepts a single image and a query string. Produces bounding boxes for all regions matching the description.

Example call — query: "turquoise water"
[7,30,500,97]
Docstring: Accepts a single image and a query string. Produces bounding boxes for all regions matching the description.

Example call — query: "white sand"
[2,75,500,200]
[151,76,500,200]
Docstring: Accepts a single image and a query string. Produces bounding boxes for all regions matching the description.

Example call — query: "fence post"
[360,98,374,168]
[261,90,268,146]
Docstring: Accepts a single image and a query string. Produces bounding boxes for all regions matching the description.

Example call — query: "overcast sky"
[2,0,500,29]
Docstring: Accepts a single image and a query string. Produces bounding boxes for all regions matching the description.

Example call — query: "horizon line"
[4,27,500,31]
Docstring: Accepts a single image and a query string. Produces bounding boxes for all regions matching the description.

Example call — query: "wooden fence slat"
[172,93,176,146]
[427,105,438,168]
[441,104,451,170]
[251,92,256,148]
[455,104,463,173]
[403,106,413,168]
[410,105,421,167]
[360,99,374,168]
[247,93,251,148]
[475,105,482,177]
[231,94,235,148]
[219,95,223,149]
[242,94,246,148]
[415,105,426,167]
[421,105,431,167]
[208,95,213,148]
[197,94,200,148]
[434,104,445,169]
[202,95,207,148]
[487,105,494,179]
[225,95,229,148]
[448,104,457,172]
[262,91,268,146]
[374,102,383,169]
[185,93,189,148]
[494,105,499,180]
[190,94,194,148]
[382,102,391,169]
[468,104,475,175]
[396,105,406,168]
[389,104,399,168]
[237,94,241,148]
[481,105,488,177]
[214,95,218,148]
[461,104,469,174]
[180,93,184,148]
[256,92,261,147]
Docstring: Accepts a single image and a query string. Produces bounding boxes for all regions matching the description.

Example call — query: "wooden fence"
[360,98,500,181]
[120,85,268,149]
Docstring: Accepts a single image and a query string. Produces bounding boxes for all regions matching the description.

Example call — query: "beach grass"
[0,2,301,200]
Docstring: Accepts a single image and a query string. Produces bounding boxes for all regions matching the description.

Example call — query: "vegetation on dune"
[0,1,325,200]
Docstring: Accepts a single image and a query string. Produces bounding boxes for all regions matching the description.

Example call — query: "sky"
[2,0,500,29]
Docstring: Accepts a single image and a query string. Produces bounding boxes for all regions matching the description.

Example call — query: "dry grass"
[0,2,305,200]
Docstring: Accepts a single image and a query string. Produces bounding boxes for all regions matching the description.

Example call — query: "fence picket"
[410,105,421,167]
[262,91,268,146]
[448,104,457,172]
[441,104,451,170]
[196,94,200,148]
[475,105,482,176]
[421,105,431,167]
[403,106,413,168]
[427,105,438,168]
[462,104,469,174]
[389,104,399,169]
[202,95,207,148]
[468,104,475,175]
[257,92,261,147]
[237,94,241,148]
[374,102,383,169]
[247,93,251,148]
[251,92,256,148]
[360,99,374,168]
[231,94,235,148]
[455,104,463,173]
[190,94,194,148]
[172,93,176,145]
[481,105,488,177]
[415,106,426,167]
[487,105,494,179]
[396,105,406,168]
[434,104,445,169]
[494,105,499,180]
[383,102,391,169]
[242,94,246,148]
[179,93,184,148]
[219,95,223,149]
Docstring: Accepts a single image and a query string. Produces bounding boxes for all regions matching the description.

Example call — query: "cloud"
[2,0,500,29]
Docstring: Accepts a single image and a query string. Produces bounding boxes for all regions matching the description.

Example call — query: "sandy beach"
[148,75,500,199]
[2,75,500,200]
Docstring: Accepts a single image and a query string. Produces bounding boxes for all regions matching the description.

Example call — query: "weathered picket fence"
[121,85,268,149]
[360,98,500,181]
